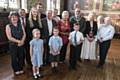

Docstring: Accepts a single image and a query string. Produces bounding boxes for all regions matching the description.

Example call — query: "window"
[47,0,60,14]
[0,0,19,9]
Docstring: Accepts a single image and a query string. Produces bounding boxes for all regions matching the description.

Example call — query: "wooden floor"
[0,39,120,80]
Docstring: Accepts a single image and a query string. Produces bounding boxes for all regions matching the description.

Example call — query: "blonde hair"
[32,28,40,38]
[62,11,69,19]
[87,12,95,21]
[29,7,42,28]
[32,28,40,33]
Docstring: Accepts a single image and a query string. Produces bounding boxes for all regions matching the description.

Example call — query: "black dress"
[9,23,25,72]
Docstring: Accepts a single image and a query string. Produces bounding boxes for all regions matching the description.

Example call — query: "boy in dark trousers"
[69,23,84,70]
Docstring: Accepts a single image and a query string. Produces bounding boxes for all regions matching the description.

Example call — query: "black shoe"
[78,58,82,62]
[37,73,44,78]
[96,64,103,68]
[33,75,38,79]
[72,67,77,70]
[69,66,77,71]
[54,67,59,73]
[51,67,56,73]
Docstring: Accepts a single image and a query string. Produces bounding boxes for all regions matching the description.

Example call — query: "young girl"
[49,27,63,73]
[30,28,44,79]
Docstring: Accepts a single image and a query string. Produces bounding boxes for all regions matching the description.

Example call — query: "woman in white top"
[81,12,98,61]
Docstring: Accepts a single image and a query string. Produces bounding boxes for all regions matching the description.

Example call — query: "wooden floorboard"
[0,39,120,80]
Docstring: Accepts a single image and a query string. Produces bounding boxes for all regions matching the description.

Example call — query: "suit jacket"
[41,13,46,19]
[41,18,57,42]
[19,17,31,40]
[85,21,98,37]
[70,16,86,34]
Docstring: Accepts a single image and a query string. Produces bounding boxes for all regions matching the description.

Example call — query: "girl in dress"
[30,28,44,79]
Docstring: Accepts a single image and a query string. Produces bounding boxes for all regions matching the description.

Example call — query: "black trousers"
[9,44,25,72]
[60,44,68,62]
[69,44,81,68]
[43,43,50,65]
[25,40,31,65]
[99,40,111,65]
[78,43,82,60]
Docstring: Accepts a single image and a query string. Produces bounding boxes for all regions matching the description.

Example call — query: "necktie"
[22,17,25,27]
[74,31,77,45]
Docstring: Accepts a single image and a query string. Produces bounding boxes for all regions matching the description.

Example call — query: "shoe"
[37,73,41,77]
[52,67,56,73]
[33,75,38,79]
[96,64,103,68]
[72,67,77,71]
[69,66,77,71]
[78,58,82,62]
[37,73,43,78]
[14,71,20,76]
[19,70,24,74]
[54,67,59,73]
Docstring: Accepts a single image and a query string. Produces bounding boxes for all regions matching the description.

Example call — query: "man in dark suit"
[41,10,57,65]
[70,8,86,62]
[18,9,32,67]
[36,2,46,19]
[70,8,86,33]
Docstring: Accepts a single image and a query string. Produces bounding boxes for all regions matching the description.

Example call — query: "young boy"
[49,27,63,73]
[69,23,84,70]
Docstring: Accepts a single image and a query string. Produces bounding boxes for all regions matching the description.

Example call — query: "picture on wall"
[103,0,120,11]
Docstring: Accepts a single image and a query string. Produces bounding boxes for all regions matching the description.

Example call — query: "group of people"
[5,2,115,79]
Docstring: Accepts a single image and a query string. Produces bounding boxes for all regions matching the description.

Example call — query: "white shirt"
[49,36,63,55]
[69,31,84,46]
[97,24,115,41]
[47,18,53,36]
[90,21,93,28]
[20,17,26,27]
[97,23,105,30]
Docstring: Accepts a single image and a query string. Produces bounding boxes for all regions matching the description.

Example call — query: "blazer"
[41,18,57,40]
[70,16,86,34]
[85,21,98,37]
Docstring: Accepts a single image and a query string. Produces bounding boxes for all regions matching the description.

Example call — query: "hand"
[89,38,94,42]
[78,40,82,44]
[99,39,103,43]
[87,37,94,42]
[18,40,24,46]
[60,32,69,36]
[99,37,103,43]
[17,40,21,44]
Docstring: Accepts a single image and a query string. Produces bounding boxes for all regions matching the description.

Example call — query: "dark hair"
[74,22,79,26]
[35,2,43,6]
[54,9,58,11]
[19,9,25,12]
[8,11,20,25]
[9,11,19,19]
[53,27,59,30]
